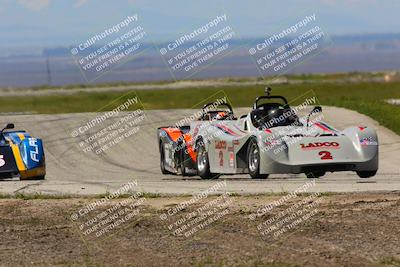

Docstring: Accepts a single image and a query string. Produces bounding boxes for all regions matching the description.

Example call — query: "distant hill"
[0,33,399,87]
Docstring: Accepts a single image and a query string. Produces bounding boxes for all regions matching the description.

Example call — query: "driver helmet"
[215,111,228,120]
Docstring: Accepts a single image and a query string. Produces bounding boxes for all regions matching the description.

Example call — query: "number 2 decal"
[319,151,333,160]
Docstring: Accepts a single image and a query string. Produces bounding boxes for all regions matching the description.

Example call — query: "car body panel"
[157,98,378,178]
[0,130,46,179]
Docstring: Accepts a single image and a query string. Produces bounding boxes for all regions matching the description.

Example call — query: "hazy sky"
[1,0,400,48]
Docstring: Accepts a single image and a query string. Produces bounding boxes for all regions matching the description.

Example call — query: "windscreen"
[251,104,302,129]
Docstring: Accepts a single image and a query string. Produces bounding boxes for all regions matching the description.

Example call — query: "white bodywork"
[190,115,378,175]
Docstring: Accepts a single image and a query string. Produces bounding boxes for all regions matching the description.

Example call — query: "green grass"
[4,79,174,91]
[287,71,384,82]
[0,81,399,134]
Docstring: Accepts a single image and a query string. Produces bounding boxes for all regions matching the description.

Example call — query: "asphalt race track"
[0,106,399,195]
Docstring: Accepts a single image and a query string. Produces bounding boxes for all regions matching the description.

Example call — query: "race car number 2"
[319,151,333,160]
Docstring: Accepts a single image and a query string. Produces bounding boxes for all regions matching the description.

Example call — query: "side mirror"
[6,123,14,129]
[307,106,322,127]
[0,123,14,135]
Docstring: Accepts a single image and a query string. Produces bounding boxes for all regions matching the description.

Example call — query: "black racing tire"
[247,138,269,179]
[196,140,219,179]
[356,170,377,178]
[306,171,326,178]
[179,147,188,176]
[20,175,45,181]
[160,140,171,175]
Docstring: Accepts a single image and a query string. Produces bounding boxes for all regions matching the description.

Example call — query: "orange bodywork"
[162,128,197,162]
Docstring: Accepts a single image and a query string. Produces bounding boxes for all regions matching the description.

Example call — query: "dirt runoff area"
[0,192,399,267]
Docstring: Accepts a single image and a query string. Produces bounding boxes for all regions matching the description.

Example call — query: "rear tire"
[196,140,219,179]
[179,147,188,176]
[247,138,269,179]
[356,170,377,178]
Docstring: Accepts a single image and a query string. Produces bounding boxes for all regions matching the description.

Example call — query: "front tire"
[20,175,45,180]
[356,170,377,178]
[196,140,219,179]
[247,138,269,179]
[306,171,325,178]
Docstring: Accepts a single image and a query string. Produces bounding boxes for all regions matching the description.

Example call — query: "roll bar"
[201,102,233,113]
[200,102,234,120]
[253,87,288,109]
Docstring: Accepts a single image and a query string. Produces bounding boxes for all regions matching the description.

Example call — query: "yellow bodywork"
[7,133,45,180]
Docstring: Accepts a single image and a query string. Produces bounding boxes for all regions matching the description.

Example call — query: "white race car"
[158,89,378,179]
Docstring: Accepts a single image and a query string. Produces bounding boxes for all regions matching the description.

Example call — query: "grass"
[0,191,376,200]
[0,81,399,134]
[0,192,165,200]
[380,256,400,266]
[3,79,174,91]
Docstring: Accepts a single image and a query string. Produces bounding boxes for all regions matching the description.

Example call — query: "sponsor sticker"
[28,138,40,162]
[360,137,378,146]
[215,141,227,149]
[229,152,234,167]
[300,142,340,150]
